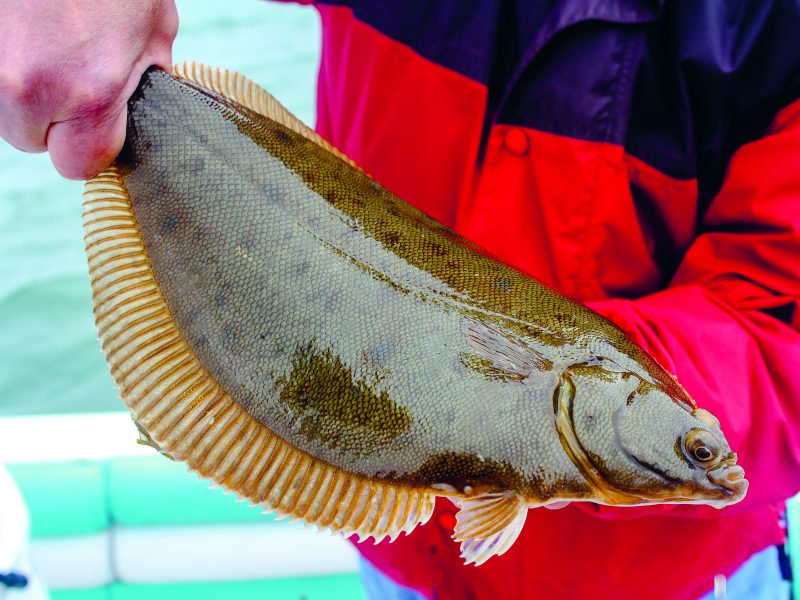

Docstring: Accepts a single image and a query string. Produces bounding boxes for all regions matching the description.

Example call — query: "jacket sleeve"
[588,98,800,513]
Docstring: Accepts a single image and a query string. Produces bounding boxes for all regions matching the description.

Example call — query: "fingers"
[0,0,179,179]
[46,1,178,181]
[46,54,162,180]
[150,0,180,71]
[0,110,49,154]
[0,71,59,154]
[47,99,129,180]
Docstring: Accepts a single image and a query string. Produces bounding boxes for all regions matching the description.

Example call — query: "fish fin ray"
[453,490,528,566]
[172,61,366,173]
[83,167,433,547]
[544,500,571,510]
[133,417,174,460]
[462,319,552,379]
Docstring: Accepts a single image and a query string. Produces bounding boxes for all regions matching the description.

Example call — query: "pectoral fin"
[453,490,528,566]
[461,319,552,381]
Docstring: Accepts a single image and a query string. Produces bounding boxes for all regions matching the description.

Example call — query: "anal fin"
[453,490,528,566]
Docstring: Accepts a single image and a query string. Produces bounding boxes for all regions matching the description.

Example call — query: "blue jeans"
[697,546,790,600]
[359,546,790,600]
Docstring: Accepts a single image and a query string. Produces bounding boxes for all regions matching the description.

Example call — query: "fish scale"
[121,71,572,486]
[82,62,747,566]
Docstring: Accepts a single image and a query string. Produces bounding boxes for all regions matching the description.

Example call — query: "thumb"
[46,98,128,180]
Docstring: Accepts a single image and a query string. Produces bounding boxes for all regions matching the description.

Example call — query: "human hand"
[0,0,178,179]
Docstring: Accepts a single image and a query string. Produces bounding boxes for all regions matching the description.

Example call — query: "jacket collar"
[494,0,665,120]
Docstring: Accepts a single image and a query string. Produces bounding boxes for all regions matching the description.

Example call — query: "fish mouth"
[706,455,748,507]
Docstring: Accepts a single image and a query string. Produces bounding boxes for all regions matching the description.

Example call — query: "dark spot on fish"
[263,182,285,204]
[221,324,239,350]
[273,128,292,145]
[185,306,203,323]
[428,241,447,257]
[214,292,227,309]
[152,117,169,134]
[191,129,209,147]
[193,333,209,350]
[325,290,340,311]
[384,231,401,247]
[310,286,340,309]
[296,260,310,276]
[366,339,399,364]
[191,156,205,175]
[326,188,343,206]
[273,340,411,457]
[240,228,260,251]
[494,278,512,292]
[161,214,179,235]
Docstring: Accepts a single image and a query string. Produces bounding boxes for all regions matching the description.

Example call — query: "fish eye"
[683,429,721,466]
[694,446,712,461]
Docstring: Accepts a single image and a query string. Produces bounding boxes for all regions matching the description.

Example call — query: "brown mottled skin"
[117,69,745,508]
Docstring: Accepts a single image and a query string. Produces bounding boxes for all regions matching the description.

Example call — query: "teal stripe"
[51,589,110,600]
[109,576,365,600]
[108,455,274,526]
[787,496,800,600]
[7,461,109,538]
[49,575,366,600]
[9,455,285,537]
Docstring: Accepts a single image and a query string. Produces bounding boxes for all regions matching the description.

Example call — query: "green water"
[0,1,321,416]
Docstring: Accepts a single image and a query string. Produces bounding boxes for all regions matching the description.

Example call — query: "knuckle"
[70,72,127,118]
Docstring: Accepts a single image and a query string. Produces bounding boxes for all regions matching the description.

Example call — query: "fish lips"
[705,459,749,507]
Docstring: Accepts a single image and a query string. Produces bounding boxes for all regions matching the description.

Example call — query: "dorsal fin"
[172,60,363,172]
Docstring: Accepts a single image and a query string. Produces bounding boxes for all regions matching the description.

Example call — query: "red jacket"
[303,1,800,598]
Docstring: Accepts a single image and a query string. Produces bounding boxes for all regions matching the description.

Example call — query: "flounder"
[82,62,748,566]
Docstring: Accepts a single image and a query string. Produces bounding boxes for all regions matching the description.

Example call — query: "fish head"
[610,383,748,507]
[563,364,748,507]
